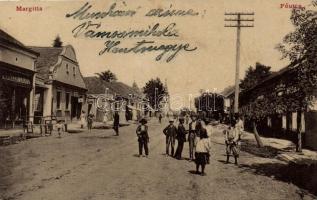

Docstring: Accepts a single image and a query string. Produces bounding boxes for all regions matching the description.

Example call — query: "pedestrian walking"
[80,110,86,129]
[159,113,162,124]
[136,118,150,157]
[224,123,239,165]
[188,114,197,161]
[174,117,187,160]
[56,120,64,138]
[163,119,177,157]
[113,111,120,136]
[194,128,211,176]
[87,113,94,132]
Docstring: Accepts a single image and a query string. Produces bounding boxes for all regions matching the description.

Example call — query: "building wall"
[42,84,53,117]
[54,46,86,89]
[0,46,35,71]
[52,84,85,122]
[0,43,37,127]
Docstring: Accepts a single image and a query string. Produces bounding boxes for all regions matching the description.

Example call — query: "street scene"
[1,119,316,200]
[1,0,317,199]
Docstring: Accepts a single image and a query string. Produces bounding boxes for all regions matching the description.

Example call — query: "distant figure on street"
[163,119,177,157]
[159,113,162,124]
[194,128,211,176]
[174,117,187,160]
[136,118,149,158]
[113,111,120,136]
[80,111,86,129]
[224,123,239,165]
[185,114,189,125]
[188,114,198,161]
[235,115,244,143]
[87,113,94,132]
[56,120,64,138]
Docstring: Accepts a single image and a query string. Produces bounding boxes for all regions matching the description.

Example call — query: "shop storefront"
[0,63,34,128]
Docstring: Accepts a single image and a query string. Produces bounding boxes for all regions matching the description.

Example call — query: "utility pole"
[225,12,254,114]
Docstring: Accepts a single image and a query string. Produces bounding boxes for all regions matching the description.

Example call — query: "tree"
[143,78,168,110]
[240,62,272,148]
[240,62,272,90]
[95,70,117,82]
[276,3,317,152]
[53,35,63,47]
[132,81,140,93]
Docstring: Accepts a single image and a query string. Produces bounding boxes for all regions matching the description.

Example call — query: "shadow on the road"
[240,139,280,158]
[238,161,317,196]
[188,170,201,175]
[79,135,115,140]
[217,159,228,164]
[210,141,226,146]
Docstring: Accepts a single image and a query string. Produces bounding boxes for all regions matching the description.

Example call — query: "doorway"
[71,96,82,120]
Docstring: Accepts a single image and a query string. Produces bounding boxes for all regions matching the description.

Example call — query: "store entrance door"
[71,96,78,120]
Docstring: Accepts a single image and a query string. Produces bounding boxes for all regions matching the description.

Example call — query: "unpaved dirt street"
[0,120,315,200]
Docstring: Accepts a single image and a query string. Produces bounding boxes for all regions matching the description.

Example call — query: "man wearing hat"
[136,118,149,157]
[188,113,198,161]
[163,119,177,157]
[174,116,187,160]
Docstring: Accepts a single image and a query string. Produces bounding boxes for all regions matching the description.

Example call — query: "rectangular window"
[66,93,70,110]
[292,112,297,131]
[73,66,76,76]
[66,64,69,74]
[282,115,286,129]
[56,91,61,109]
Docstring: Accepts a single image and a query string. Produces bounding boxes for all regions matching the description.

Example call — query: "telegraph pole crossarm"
[224,12,254,114]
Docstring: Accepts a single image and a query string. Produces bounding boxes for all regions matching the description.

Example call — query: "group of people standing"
[135,113,245,176]
[162,114,212,175]
[80,110,120,136]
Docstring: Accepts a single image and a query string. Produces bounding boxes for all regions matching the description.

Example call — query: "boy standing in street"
[56,120,64,138]
[163,119,177,157]
[224,123,239,165]
[136,118,149,157]
[87,113,94,132]
[188,114,197,161]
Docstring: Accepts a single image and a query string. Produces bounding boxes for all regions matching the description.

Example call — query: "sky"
[0,0,314,109]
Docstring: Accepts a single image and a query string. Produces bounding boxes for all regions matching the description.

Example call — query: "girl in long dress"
[194,128,211,176]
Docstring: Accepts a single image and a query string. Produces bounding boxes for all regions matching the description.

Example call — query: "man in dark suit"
[163,119,177,156]
[113,111,120,136]
[174,117,187,160]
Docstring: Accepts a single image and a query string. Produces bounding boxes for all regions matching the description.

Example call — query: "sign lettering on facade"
[1,74,31,85]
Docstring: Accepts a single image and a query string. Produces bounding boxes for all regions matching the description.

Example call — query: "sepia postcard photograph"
[0,0,317,199]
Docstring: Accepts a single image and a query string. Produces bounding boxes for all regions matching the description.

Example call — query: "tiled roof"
[84,77,141,98]
[28,47,63,80]
[0,29,39,56]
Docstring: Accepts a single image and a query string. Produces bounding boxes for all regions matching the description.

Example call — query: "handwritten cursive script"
[99,40,197,63]
[65,2,199,62]
[72,21,179,39]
